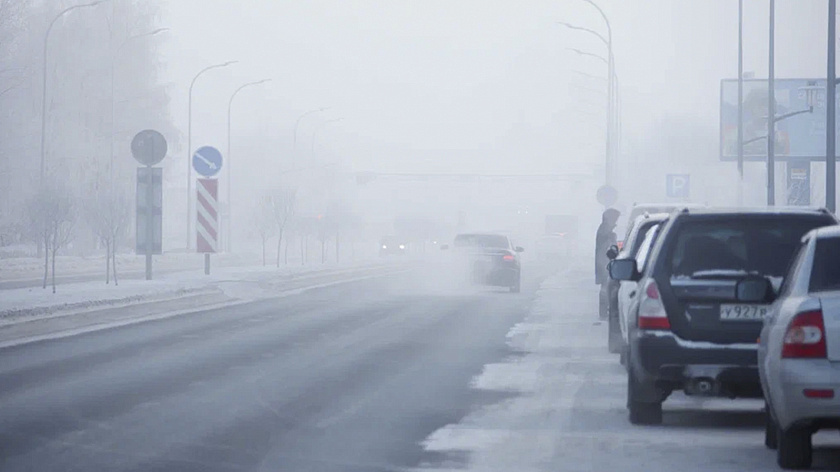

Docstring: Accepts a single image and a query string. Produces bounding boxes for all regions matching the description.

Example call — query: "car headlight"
[399,244,405,249]
[382,245,387,249]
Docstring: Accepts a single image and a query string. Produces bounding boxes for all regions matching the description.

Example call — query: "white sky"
[155,0,831,190]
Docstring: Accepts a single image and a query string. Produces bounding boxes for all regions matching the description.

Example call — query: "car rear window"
[810,237,840,292]
[669,216,833,278]
[454,234,509,249]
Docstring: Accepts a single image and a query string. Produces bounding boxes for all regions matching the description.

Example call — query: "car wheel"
[510,274,521,293]
[765,404,778,450]
[777,425,812,469]
[627,367,662,425]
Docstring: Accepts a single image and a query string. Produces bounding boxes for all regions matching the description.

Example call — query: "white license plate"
[720,304,768,321]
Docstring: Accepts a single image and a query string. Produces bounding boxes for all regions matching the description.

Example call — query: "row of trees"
[252,184,360,267]
[0,1,173,289]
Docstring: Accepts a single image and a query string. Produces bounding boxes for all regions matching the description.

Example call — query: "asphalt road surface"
[0,264,553,471]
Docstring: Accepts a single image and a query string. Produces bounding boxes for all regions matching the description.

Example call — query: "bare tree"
[253,195,275,266]
[269,187,296,268]
[86,184,129,285]
[28,181,75,292]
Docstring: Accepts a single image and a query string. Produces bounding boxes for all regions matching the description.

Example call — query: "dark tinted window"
[810,237,840,292]
[669,216,832,277]
[454,234,510,249]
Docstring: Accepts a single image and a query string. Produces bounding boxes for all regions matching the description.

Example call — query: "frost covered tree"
[28,179,75,293]
[86,185,130,284]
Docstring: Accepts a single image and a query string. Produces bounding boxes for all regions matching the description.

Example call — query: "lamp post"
[226,78,271,252]
[40,0,109,184]
[311,118,343,157]
[828,0,837,213]
[580,0,614,185]
[293,107,329,157]
[185,60,237,250]
[110,28,168,182]
[767,0,776,206]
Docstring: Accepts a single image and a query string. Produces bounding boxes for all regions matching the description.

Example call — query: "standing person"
[595,208,620,320]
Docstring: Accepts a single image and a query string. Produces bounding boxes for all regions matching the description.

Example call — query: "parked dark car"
[444,233,523,292]
[609,207,838,425]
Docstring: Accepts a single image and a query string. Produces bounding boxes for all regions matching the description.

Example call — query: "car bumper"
[768,359,840,431]
[630,330,762,400]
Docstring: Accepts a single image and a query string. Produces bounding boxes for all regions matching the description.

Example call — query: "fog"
[0,0,833,267]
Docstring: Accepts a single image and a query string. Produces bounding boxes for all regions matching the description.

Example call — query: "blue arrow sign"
[192,146,223,177]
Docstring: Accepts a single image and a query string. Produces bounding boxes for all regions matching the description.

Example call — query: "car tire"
[627,368,662,425]
[510,275,521,293]
[765,405,778,450]
[777,425,812,469]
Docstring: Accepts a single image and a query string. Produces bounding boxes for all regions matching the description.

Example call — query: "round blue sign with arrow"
[192,146,223,178]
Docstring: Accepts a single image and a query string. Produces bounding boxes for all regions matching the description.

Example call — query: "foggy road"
[0,265,551,471]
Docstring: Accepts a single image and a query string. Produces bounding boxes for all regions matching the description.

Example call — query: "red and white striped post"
[196,178,218,274]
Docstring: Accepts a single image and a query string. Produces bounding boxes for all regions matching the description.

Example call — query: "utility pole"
[767,0,776,206]
[828,0,837,213]
[737,0,744,206]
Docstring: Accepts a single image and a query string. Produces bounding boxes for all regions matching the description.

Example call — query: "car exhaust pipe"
[685,377,717,396]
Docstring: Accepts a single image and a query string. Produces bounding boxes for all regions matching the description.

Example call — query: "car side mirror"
[736,276,774,303]
[609,258,640,281]
[606,245,619,260]
[440,245,449,250]
[515,246,524,253]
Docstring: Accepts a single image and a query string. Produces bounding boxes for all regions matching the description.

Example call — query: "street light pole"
[186,60,236,250]
[581,0,613,186]
[827,0,837,213]
[39,0,108,185]
[310,118,343,157]
[737,0,744,206]
[110,28,168,182]
[293,107,329,156]
[767,0,776,206]
[226,78,270,253]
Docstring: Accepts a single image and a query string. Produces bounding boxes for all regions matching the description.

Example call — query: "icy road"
[1,263,837,471]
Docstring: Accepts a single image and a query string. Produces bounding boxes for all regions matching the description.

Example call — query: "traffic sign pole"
[131,130,167,281]
[145,164,154,280]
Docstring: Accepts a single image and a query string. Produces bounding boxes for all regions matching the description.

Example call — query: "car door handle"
[629,290,637,298]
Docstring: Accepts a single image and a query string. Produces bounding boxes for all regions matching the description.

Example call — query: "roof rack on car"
[817,207,832,215]
[680,207,691,214]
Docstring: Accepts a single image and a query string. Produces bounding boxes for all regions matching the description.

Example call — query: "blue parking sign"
[666,174,690,199]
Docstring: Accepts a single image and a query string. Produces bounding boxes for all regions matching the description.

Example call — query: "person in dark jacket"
[595,208,620,320]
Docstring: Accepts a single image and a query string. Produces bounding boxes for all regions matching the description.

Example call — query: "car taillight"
[502,254,515,261]
[782,310,826,359]
[638,280,671,330]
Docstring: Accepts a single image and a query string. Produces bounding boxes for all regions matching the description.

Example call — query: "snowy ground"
[412,270,840,472]
[0,260,398,323]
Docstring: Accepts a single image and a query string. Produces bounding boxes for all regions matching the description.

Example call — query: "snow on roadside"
[0,260,386,324]
[413,272,785,472]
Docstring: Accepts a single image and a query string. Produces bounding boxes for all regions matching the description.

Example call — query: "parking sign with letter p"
[666,174,690,199]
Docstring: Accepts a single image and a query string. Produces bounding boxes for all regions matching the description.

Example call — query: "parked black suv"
[609,207,838,425]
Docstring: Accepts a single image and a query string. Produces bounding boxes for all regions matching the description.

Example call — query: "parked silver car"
[758,225,840,469]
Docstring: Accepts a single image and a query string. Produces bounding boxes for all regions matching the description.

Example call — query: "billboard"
[720,78,839,161]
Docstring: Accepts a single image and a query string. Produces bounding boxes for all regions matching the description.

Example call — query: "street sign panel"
[131,130,167,166]
[666,174,690,199]
[786,160,811,206]
[135,167,163,254]
[196,178,219,253]
[192,146,223,177]
[720,78,840,161]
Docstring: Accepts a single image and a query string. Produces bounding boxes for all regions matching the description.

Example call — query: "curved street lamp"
[226,78,271,252]
[39,0,109,184]
[185,60,237,249]
[293,107,330,153]
[110,28,169,181]
[311,118,343,157]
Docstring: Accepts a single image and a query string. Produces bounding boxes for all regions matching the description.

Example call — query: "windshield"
[670,217,832,278]
[454,234,510,249]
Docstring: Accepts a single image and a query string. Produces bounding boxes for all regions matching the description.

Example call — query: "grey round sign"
[131,130,167,166]
[596,185,618,207]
